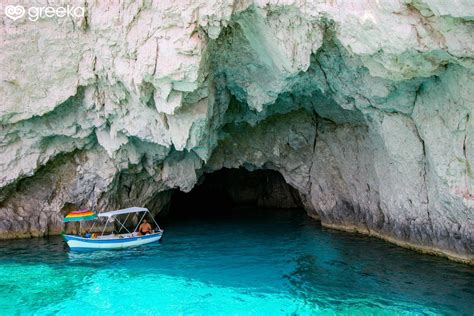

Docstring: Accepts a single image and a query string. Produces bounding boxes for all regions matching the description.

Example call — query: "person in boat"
[138,219,153,235]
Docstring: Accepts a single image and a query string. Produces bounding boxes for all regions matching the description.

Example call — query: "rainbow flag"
[64,209,97,222]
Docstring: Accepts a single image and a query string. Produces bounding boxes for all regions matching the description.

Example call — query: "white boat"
[63,207,163,251]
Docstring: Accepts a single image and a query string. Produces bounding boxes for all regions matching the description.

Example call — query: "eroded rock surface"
[0,0,473,263]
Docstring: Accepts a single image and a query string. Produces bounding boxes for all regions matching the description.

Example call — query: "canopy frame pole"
[150,211,161,231]
[133,211,147,233]
[101,216,110,236]
[79,221,82,235]
[90,221,96,233]
[116,213,131,234]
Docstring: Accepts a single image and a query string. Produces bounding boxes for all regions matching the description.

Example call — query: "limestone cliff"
[0,0,473,263]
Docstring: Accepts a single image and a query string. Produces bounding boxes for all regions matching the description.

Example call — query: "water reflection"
[0,209,473,315]
[0,236,69,265]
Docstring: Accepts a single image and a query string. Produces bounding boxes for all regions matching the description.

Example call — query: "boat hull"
[64,232,163,251]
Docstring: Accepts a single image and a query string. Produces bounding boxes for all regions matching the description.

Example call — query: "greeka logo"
[4,4,84,22]
[4,5,25,20]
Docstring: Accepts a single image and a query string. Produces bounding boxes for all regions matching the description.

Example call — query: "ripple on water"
[0,209,473,315]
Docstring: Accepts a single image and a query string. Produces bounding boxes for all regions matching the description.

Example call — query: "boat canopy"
[64,206,161,241]
[97,207,149,218]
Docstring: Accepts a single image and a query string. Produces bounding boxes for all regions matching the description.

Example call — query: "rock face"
[0,1,473,263]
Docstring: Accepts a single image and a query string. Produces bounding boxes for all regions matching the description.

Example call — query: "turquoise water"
[0,209,473,315]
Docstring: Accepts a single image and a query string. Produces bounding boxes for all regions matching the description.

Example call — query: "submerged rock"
[0,1,472,263]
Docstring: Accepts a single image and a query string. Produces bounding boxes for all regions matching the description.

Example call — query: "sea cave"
[0,1,473,314]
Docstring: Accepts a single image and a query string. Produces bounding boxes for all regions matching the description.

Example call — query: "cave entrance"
[161,168,304,221]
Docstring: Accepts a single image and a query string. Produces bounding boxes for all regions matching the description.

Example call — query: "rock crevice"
[0,1,473,263]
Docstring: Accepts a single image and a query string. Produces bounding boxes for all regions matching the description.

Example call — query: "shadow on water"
[286,221,474,314]
[0,208,473,314]
[0,235,69,265]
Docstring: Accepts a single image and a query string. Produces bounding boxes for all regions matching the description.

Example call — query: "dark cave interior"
[162,168,304,220]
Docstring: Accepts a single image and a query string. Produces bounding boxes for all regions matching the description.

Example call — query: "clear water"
[0,209,473,315]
